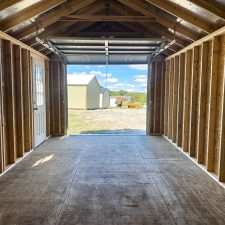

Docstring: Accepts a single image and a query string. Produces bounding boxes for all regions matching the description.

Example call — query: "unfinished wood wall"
[163,34,225,182]
[0,39,34,171]
[0,38,67,175]
[147,56,165,135]
[49,57,67,136]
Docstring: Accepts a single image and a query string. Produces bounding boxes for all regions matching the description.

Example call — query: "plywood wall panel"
[49,59,67,136]
[154,62,162,133]
[176,53,185,147]
[207,36,221,172]
[0,39,5,172]
[196,41,212,164]
[22,49,32,152]
[189,46,202,157]
[13,45,24,158]
[214,35,225,174]
[182,50,193,152]
[1,40,16,164]
[168,58,174,139]
[164,60,170,136]
[149,62,155,134]
[160,62,165,134]
[172,56,179,143]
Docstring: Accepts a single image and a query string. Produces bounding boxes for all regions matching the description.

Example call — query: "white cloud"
[105,77,119,83]
[128,64,148,71]
[114,82,135,88]
[134,75,147,79]
[89,70,112,77]
[138,83,147,87]
[135,78,147,83]
[90,70,102,75]
[133,75,147,83]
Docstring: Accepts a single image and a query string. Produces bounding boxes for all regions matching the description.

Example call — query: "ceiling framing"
[0,0,224,58]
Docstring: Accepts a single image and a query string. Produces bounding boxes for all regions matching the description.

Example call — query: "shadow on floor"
[79,128,146,135]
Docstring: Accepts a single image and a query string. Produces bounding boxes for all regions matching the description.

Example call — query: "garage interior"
[1,0,225,224]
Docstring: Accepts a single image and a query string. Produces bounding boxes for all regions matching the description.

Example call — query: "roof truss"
[0,0,224,56]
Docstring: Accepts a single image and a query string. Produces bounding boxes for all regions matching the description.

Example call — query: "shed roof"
[67,74,96,85]
[100,86,109,93]
[1,0,225,59]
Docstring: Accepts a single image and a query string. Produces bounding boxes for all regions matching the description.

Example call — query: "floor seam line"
[144,160,178,225]
[54,159,82,225]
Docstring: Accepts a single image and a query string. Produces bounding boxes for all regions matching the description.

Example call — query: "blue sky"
[67,64,148,93]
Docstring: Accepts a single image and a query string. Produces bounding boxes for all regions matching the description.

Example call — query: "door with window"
[32,58,46,148]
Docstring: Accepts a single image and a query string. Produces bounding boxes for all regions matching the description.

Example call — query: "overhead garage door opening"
[67,64,147,135]
[42,37,173,135]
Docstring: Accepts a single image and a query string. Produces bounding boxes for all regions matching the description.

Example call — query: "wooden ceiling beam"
[60,22,97,36]
[112,2,186,53]
[0,0,21,11]
[145,0,214,33]
[188,0,225,21]
[117,0,200,41]
[60,15,156,22]
[111,1,188,47]
[38,1,106,38]
[0,0,65,32]
[109,3,161,38]
[143,23,188,47]
[14,0,97,40]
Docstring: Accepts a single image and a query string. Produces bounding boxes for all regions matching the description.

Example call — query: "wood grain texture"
[189,46,202,157]
[0,39,5,172]
[49,59,67,136]
[172,56,179,143]
[218,36,225,182]
[168,58,174,139]
[164,60,170,136]
[196,41,212,164]
[176,53,185,147]
[22,49,32,152]
[13,45,24,158]
[214,35,225,174]
[153,62,162,133]
[149,62,155,134]
[207,36,221,172]
[182,50,193,152]
[160,62,165,134]
[1,40,16,164]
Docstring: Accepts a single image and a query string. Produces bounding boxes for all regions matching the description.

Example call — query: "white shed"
[99,87,110,109]
[68,75,100,109]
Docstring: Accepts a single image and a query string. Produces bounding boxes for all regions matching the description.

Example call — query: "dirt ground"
[68,108,146,134]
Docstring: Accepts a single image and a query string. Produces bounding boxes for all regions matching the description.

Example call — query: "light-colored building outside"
[68,75,100,109]
[99,87,110,109]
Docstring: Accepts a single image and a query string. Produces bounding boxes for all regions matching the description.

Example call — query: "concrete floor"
[0,136,225,225]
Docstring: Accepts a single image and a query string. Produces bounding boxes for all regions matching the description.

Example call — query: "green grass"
[68,111,90,134]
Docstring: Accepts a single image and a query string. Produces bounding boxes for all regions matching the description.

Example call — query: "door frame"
[32,56,47,148]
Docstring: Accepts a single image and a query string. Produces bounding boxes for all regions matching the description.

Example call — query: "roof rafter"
[0,0,21,11]
[188,0,225,21]
[145,0,214,33]
[111,1,188,47]
[14,0,97,40]
[37,1,104,39]
[0,0,65,32]
[60,15,156,22]
[117,0,200,41]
